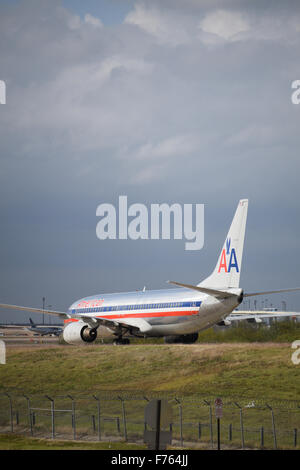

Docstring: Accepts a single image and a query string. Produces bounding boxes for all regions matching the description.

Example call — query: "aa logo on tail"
[218,238,239,273]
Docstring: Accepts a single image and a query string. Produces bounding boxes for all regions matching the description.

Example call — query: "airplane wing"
[0,303,67,318]
[226,311,300,324]
[244,288,300,297]
[0,303,151,336]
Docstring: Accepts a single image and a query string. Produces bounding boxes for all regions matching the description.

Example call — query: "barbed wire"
[1,389,300,409]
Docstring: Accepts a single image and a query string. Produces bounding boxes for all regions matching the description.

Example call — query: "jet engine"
[63,321,97,345]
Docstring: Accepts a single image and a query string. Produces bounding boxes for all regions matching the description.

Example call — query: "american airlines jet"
[1,199,300,344]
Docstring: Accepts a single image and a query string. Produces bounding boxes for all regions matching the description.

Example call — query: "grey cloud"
[0,0,300,320]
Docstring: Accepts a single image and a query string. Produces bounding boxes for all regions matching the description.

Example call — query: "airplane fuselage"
[67,287,241,337]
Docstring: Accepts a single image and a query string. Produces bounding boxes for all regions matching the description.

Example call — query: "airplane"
[25,318,63,337]
[0,199,300,345]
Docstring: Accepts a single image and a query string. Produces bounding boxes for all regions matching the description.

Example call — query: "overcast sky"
[0,0,300,322]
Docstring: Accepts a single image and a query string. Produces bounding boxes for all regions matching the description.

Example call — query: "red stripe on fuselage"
[96,309,199,320]
[64,309,199,324]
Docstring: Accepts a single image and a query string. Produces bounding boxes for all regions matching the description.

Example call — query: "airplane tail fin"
[198,199,248,289]
[29,318,35,326]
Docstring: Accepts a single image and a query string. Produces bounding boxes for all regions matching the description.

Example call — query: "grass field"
[0,340,299,399]
[0,433,146,450]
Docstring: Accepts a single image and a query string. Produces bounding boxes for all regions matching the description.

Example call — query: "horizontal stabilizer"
[244,287,300,297]
[167,281,235,299]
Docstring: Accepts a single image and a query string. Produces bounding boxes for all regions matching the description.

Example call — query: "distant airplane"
[1,199,300,345]
[25,318,63,337]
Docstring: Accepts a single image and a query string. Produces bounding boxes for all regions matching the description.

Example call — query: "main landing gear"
[113,337,130,345]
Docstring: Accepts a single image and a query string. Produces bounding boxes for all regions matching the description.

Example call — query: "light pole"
[42,297,45,325]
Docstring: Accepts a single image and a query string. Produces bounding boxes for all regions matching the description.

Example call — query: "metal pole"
[24,395,33,436]
[234,402,245,449]
[93,395,101,441]
[198,422,202,440]
[68,395,76,440]
[175,398,183,447]
[42,296,45,325]
[5,393,13,433]
[267,404,277,449]
[144,396,149,432]
[204,400,213,448]
[92,415,96,432]
[155,399,161,451]
[229,423,232,441]
[217,418,221,450]
[260,426,264,448]
[119,397,127,441]
[294,428,297,448]
[45,395,55,439]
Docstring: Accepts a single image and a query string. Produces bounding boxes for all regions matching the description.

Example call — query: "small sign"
[215,397,223,418]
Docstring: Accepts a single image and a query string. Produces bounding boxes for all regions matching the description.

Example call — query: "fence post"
[204,400,213,448]
[45,395,55,439]
[266,404,277,450]
[175,398,183,447]
[144,396,149,432]
[23,395,33,436]
[234,402,245,449]
[198,422,202,440]
[117,416,121,434]
[229,423,232,441]
[91,415,96,432]
[68,395,76,440]
[118,397,127,441]
[294,428,297,448]
[93,395,101,441]
[260,426,264,448]
[5,393,13,433]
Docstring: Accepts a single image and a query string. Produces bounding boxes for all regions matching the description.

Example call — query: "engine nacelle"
[63,321,97,345]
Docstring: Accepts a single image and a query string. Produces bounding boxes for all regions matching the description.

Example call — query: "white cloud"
[134,134,200,160]
[67,13,81,30]
[199,9,250,41]
[124,3,192,46]
[84,13,103,28]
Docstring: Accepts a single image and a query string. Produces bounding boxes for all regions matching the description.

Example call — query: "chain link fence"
[0,391,299,449]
